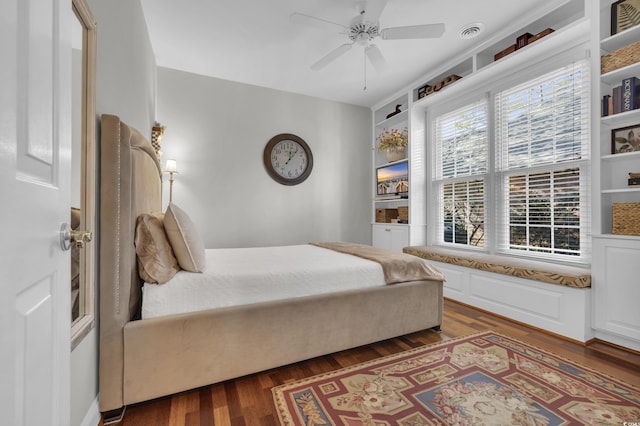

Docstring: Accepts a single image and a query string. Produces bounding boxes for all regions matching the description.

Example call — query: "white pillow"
[163,203,206,272]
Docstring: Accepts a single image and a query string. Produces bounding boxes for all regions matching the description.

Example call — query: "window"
[433,100,488,247]
[496,61,590,259]
[431,60,590,262]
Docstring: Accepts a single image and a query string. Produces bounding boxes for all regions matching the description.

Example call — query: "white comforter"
[141,244,386,319]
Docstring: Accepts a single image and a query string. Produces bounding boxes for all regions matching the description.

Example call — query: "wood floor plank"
[211,385,231,426]
[101,299,640,425]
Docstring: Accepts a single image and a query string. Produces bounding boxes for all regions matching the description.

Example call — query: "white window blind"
[495,60,590,259]
[434,100,488,247]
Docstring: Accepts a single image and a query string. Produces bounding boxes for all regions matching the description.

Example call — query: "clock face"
[264,134,313,185]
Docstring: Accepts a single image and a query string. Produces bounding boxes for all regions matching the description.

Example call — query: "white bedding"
[141,244,386,319]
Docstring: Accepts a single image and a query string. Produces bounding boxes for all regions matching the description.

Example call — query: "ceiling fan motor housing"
[348,21,379,45]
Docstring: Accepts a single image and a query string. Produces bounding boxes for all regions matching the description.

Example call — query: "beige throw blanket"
[311,242,445,285]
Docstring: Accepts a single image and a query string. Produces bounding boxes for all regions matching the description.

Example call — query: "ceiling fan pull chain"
[363,48,367,91]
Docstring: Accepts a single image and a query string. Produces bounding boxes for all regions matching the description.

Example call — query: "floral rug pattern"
[272,331,640,425]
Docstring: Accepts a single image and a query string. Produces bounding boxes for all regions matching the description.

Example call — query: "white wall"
[157,68,372,248]
[71,1,156,425]
[91,0,156,135]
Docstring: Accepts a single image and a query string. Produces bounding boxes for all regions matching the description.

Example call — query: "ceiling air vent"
[457,23,484,40]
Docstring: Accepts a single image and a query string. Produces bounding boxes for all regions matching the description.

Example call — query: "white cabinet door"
[593,236,640,343]
[372,224,409,252]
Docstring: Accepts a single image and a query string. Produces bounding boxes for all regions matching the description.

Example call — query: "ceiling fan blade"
[380,23,445,40]
[361,0,389,23]
[290,12,347,33]
[310,43,353,70]
[365,44,386,73]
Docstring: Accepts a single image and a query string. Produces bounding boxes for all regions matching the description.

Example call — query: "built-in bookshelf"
[597,11,640,236]
[371,95,410,251]
[409,0,585,104]
[591,0,640,351]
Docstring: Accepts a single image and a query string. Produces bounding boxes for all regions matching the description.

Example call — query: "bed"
[98,114,445,417]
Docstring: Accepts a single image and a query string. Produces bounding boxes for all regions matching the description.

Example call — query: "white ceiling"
[140,0,556,108]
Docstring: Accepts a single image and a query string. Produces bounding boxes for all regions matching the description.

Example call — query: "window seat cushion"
[403,246,590,288]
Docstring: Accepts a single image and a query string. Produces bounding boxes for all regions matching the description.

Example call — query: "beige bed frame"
[98,114,444,416]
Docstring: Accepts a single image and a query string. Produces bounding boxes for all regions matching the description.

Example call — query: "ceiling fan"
[291,0,445,78]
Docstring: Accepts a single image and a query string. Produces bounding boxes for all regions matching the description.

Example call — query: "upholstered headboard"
[99,114,162,412]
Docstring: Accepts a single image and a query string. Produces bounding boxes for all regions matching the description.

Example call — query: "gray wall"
[70,1,156,425]
[157,67,373,248]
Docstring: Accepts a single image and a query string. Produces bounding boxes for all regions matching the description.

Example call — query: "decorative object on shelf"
[377,127,408,162]
[397,205,408,222]
[385,147,406,162]
[151,122,165,161]
[416,74,461,100]
[375,208,398,223]
[433,74,461,92]
[494,44,516,61]
[385,104,402,119]
[376,161,409,196]
[601,40,640,74]
[417,84,432,99]
[516,32,533,49]
[164,159,178,203]
[494,28,554,61]
[612,202,640,235]
[263,133,313,185]
[611,0,640,36]
[628,172,640,186]
[612,123,640,154]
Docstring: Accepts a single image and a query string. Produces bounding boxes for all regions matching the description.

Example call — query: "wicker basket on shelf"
[376,208,398,223]
[612,203,640,236]
[397,206,408,222]
[601,40,640,74]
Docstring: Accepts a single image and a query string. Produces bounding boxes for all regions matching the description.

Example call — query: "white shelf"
[601,150,640,161]
[412,19,590,110]
[600,62,640,85]
[600,108,640,126]
[375,109,408,128]
[374,196,408,201]
[600,24,640,53]
[595,233,640,242]
[601,187,640,194]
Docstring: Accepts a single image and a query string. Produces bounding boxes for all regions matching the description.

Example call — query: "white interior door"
[0,1,72,425]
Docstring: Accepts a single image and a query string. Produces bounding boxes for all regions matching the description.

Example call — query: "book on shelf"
[602,77,640,116]
[613,85,622,114]
[622,76,640,112]
[602,94,611,116]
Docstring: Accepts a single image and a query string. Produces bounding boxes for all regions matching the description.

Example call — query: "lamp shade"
[165,159,178,173]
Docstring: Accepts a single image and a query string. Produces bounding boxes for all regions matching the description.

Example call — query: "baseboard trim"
[80,396,101,426]
[444,297,591,347]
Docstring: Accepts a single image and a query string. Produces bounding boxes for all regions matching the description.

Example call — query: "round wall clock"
[263,133,313,185]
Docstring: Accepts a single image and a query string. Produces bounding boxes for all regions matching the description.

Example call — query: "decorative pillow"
[134,212,180,284]
[163,203,206,272]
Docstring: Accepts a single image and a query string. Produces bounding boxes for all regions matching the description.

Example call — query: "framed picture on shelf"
[612,123,640,154]
[611,0,640,35]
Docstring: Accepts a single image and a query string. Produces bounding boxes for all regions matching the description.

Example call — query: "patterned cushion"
[135,212,180,284]
[403,246,591,288]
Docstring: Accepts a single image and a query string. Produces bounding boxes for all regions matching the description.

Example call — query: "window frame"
[432,98,489,249]
[426,50,591,264]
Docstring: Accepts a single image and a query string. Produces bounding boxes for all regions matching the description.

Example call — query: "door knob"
[60,223,93,251]
[71,229,93,248]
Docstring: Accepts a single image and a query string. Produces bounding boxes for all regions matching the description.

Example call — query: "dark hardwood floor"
[102,299,640,426]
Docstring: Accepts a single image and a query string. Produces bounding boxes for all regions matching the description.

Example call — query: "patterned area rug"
[272,331,640,425]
